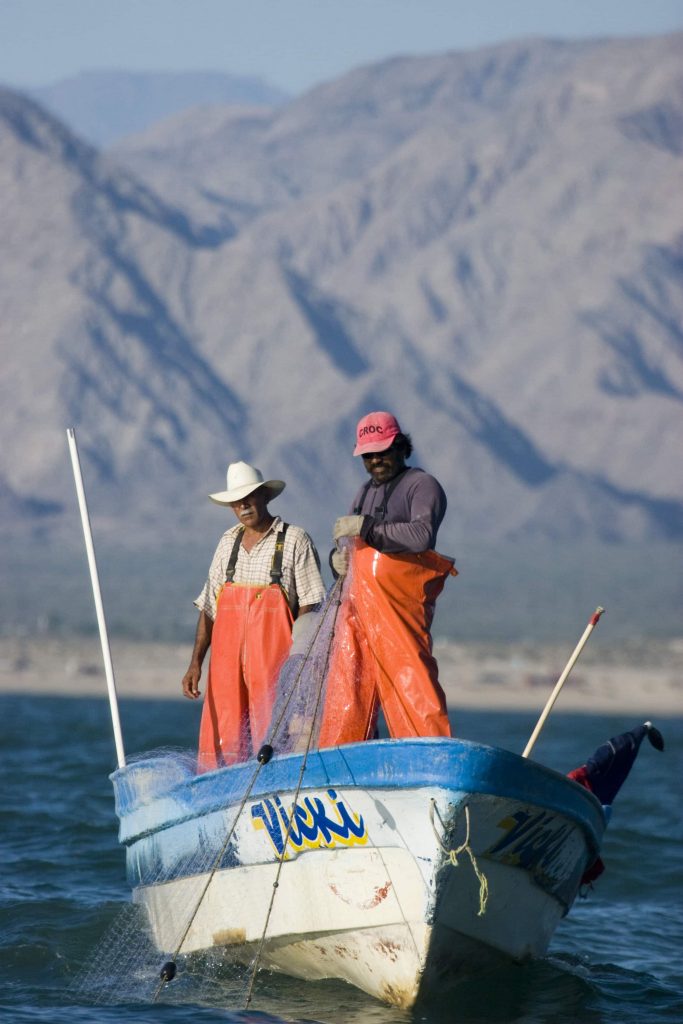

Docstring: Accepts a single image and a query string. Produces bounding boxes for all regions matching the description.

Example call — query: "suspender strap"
[353,481,373,516]
[353,468,409,521]
[224,528,245,583]
[270,522,289,585]
[224,522,289,586]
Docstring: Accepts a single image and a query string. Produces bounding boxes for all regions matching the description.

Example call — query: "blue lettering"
[252,790,368,857]
[251,798,285,856]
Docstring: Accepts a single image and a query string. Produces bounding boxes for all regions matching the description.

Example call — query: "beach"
[1,634,680,716]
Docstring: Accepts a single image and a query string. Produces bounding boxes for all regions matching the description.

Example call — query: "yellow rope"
[430,800,489,916]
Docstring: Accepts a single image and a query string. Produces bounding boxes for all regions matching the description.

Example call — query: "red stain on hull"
[329,881,393,909]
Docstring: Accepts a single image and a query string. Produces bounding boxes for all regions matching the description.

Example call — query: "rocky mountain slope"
[1,34,682,556]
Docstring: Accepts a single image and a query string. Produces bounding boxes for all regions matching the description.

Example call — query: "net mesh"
[71,584,346,1010]
[71,547,456,1011]
[266,581,343,755]
[70,742,271,1007]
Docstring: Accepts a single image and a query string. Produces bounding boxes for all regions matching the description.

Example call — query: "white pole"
[522,607,604,760]
[66,428,126,769]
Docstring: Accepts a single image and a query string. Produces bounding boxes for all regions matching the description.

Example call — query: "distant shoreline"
[1,635,680,716]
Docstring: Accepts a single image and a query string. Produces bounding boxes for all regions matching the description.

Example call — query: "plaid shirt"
[195,516,326,620]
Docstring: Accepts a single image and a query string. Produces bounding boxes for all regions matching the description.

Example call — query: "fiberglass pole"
[521,606,604,760]
[66,428,126,769]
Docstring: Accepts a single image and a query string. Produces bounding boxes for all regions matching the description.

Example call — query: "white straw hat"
[209,461,285,506]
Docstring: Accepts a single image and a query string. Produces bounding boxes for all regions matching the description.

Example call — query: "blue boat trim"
[111,737,605,855]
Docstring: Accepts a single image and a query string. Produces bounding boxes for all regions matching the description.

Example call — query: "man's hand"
[330,547,349,577]
[182,611,212,700]
[333,515,365,541]
[291,612,315,642]
[182,664,202,699]
[290,610,318,654]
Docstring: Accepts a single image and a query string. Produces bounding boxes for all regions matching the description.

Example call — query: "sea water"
[1,694,681,1023]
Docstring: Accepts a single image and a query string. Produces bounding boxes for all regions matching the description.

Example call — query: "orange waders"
[198,527,293,770]
[317,541,457,746]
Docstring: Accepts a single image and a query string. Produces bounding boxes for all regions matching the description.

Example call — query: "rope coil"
[429,800,489,917]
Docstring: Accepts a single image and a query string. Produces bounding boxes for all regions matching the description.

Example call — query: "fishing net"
[71,583,345,1011]
[270,539,455,753]
[71,547,457,1012]
[266,580,344,756]
[70,745,257,1008]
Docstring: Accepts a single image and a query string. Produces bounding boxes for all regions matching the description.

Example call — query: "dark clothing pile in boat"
[569,722,665,886]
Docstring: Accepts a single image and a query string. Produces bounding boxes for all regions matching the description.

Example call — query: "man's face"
[361,444,406,484]
[228,486,271,528]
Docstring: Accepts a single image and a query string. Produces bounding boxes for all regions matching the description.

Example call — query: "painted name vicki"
[251,789,368,856]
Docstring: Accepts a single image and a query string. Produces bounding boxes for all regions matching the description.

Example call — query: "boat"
[66,427,613,1008]
[110,736,606,1008]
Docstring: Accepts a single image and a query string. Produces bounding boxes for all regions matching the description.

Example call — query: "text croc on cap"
[353,411,401,456]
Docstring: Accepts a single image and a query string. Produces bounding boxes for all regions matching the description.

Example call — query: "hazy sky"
[1,0,682,94]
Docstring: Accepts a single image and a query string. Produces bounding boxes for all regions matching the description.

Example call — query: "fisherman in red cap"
[318,412,457,746]
[331,411,448,562]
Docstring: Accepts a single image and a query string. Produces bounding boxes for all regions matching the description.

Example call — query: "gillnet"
[267,580,344,756]
[71,582,346,1011]
[71,542,455,1012]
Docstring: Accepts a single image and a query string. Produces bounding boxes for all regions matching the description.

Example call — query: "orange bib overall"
[198,529,294,770]
[317,541,456,746]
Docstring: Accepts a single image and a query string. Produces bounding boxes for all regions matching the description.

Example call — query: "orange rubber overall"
[198,582,293,770]
[317,542,456,746]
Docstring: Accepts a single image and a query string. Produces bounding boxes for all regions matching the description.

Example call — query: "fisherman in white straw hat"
[181,461,325,770]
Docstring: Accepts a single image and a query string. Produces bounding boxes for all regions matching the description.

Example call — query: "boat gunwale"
[112,737,606,855]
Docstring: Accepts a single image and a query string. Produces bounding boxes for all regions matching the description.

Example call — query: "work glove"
[330,546,349,577]
[333,515,365,541]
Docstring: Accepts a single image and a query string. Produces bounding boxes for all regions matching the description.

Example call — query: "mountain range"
[1,33,682,565]
[26,70,289,146]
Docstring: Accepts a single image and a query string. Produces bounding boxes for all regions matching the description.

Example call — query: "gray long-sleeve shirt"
[350,466,447,553]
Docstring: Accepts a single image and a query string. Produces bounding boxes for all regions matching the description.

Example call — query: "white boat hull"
[112,739,605,1007]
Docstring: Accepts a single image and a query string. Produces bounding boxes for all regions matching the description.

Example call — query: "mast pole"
[66,428,126,769]
[522,607,604,759]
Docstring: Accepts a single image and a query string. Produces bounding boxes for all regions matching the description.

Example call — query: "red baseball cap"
[353,411,402,456]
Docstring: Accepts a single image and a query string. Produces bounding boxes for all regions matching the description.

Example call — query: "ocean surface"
[1,694,681,1023]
